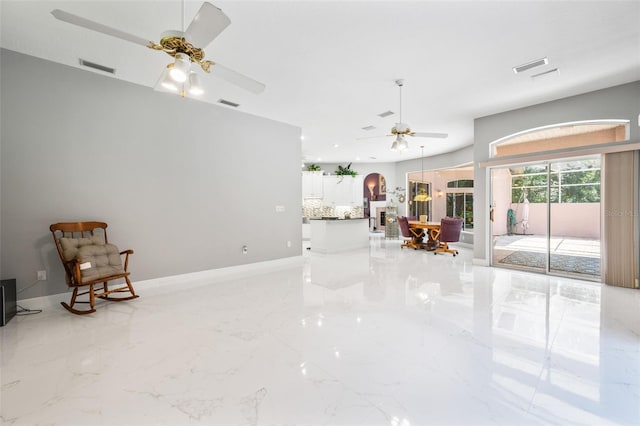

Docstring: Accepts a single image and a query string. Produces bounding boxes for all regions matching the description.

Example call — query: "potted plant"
[307,164,321,172]
[334,163,357,177]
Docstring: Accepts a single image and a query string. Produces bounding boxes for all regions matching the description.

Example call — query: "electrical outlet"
[37,270,47,281]
[242,245,248,255]
[287,240,292,248]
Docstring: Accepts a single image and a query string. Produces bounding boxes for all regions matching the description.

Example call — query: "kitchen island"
[309,218,369,253]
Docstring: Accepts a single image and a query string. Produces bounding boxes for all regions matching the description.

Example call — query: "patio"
[493,234,601,278]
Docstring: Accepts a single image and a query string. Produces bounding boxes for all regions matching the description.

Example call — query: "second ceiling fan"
[364,79,448,152]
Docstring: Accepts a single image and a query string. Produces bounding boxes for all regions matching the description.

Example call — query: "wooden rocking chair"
[50,221,139,314]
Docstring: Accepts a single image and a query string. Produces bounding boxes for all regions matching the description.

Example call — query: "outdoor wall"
[474,81,640,263]
[1,49,302,300]
[506,202,601,238]
[491,168,512,235]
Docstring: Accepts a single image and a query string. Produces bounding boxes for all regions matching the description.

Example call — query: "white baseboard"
[135,256,304,290]
[17,256,305,311]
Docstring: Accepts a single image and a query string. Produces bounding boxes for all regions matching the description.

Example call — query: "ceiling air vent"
[378,110,394,118]
[531,68,560,79]
[361,125,376,131]
[79,59,115,74]
[512,57,548,74]
[218,99,240,108]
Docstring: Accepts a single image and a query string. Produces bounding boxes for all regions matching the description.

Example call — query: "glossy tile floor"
[2,236,639,425]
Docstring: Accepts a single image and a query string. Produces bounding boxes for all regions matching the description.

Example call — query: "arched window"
[490,120,629,158]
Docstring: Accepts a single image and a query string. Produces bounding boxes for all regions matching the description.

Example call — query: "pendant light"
[414,145,432,202]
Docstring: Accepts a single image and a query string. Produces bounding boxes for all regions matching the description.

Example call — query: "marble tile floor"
[2,238,639,426]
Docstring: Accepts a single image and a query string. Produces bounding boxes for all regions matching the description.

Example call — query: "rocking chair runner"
[50,221,139,314]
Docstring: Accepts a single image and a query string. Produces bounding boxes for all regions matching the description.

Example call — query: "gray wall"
[1,49,302,300]
[473,80,640,262]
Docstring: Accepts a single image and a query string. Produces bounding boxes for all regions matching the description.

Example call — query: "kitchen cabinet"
[302,171,324,198]
[323,175,363,206]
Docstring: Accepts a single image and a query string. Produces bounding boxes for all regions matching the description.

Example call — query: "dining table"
[408,220,441,251]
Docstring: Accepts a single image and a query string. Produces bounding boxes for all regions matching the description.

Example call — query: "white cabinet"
[302,171,323,198]
[323,175,363,206]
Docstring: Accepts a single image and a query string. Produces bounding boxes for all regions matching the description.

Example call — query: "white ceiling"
[2,0,639,164]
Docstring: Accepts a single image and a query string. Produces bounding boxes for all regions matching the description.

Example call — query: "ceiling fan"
[51,2,265,97]
[361,79,448,152]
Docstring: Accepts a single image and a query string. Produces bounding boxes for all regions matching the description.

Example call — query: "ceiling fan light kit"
[51,2,266,99]
[160,66,179,91]
[188,72,204,95]
[169,52,191,83]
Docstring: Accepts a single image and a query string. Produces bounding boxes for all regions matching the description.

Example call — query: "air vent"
[531,68,560,79]
[79,59,115,74]
[218,99,240,108]
[378,111,394,118]
[361,125,376,131]
[512,57,548,74]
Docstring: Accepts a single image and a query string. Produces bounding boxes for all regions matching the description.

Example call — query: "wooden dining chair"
[50,221,139,314]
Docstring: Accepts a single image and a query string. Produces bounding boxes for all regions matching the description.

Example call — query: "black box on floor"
[1,279,17,326]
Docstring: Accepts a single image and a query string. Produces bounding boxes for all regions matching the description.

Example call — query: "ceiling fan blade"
[51,9,154,48]
[186,2,231,48]
[208,62,265,94]
[412,132,449,139]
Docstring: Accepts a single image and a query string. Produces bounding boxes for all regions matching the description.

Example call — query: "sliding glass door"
[491,164,549,273]
[491,157,601,280]
[548,159,601,278]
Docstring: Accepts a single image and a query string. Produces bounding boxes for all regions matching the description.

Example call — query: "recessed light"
[300,135,305,140]
[333,144,340,148]
[512,57,548,74]
[317,157,322,161]
[355,156,361,161]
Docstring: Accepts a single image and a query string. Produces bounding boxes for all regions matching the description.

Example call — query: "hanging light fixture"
[169,52,191,83]
[397,134,409,152]
[159,65,179,92]
[188,72,204,95]
[414,145,432,202]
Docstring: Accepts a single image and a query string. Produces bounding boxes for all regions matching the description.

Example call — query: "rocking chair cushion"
[60,234,106,261]
[76,243,125,281]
